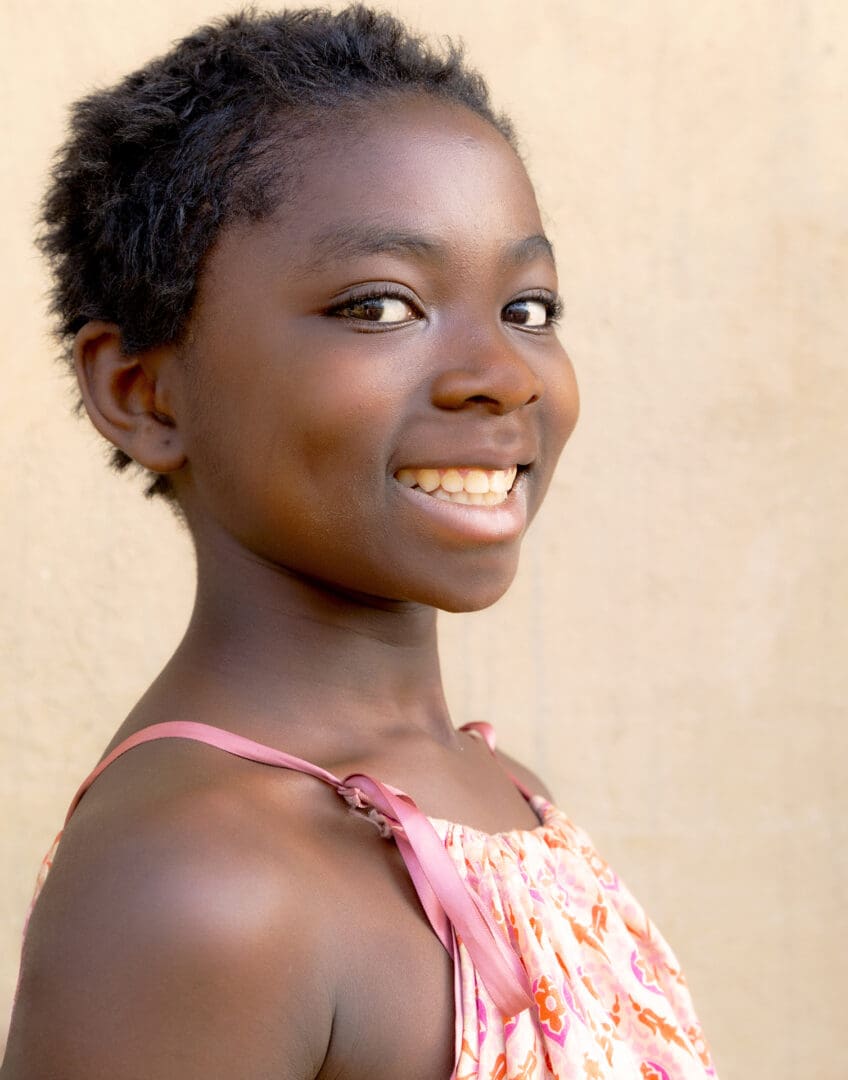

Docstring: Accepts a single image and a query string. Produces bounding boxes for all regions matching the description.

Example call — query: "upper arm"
[3,811,334,1080]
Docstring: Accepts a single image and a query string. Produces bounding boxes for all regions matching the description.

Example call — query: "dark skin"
[2,97,579,1079]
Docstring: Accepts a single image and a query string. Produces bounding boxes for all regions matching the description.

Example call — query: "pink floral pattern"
[438,798,717,1079]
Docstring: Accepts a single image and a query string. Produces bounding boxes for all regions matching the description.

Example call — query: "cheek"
[175,350,284,518]
[274,353,414,482]
[543,355,580,460]
[273,407,375,507]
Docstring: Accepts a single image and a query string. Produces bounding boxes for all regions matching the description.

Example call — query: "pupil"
[356,299,385,321]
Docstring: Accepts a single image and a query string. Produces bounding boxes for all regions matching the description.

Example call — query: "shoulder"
[494,745,556,802]
[4,758,337,1079]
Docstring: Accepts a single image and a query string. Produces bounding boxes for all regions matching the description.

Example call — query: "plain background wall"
[1,1,845,1075]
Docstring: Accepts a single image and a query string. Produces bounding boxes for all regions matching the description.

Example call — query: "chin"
[409,565,519,614]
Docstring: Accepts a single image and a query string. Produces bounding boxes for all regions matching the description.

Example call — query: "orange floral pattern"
[438,798,717,1079]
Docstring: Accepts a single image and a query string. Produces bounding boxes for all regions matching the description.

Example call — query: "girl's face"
[172,96,579,612]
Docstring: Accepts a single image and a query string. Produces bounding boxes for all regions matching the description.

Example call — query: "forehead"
[233,96,546,274]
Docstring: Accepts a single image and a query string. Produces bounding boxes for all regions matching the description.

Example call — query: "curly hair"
[39,4,516,497]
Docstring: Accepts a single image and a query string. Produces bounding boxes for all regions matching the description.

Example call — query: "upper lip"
[392,449,536,473]
[392,420,537,473]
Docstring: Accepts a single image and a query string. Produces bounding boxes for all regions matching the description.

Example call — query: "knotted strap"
[342,772,533,1016]
[66,722,534,1017]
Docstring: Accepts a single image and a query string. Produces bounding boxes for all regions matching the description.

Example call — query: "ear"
[73,321,187,474]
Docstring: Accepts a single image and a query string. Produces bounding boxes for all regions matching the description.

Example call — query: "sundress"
[25,720,718,1079]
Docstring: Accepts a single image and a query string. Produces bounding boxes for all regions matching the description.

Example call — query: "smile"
[394,466,519,506]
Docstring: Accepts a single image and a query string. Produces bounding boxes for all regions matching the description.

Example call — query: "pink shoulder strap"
[460,720,497,751]
[66,721,533,1018]
[460,720,536,801]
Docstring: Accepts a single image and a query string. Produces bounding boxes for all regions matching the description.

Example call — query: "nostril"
[430,359,544,414]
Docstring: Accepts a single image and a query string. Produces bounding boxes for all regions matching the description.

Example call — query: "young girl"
[2,7,717,1078]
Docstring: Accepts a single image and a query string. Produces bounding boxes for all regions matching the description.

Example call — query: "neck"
[147,524,457,752]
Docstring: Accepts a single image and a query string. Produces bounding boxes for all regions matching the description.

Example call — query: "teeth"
[417,469,441,493]
[395,465,519,506]
[490,470,509,493]
[465,469,489,494]
[440,469,464,494]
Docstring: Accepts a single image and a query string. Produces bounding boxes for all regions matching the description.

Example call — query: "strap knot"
[337,784,395,839]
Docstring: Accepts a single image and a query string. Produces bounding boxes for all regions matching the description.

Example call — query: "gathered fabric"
[26,721,717,1079]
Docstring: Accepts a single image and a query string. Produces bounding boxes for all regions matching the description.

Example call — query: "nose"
[429,332,544,415]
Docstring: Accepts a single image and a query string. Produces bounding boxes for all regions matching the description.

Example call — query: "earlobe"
[74,321,187,474]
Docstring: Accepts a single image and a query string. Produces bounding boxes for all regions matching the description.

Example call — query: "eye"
[502,295,563,330]
[330,292,419,325]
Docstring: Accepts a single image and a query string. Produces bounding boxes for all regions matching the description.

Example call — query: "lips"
[394,466,519,506]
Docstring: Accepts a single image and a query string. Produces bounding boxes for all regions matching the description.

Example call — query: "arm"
[2,812,334,1080]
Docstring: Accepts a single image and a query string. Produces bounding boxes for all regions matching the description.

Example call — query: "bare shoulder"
[3,763,336,1080]
[494,745,556,803]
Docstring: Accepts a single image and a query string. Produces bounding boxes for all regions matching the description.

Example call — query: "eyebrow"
[504,233,556,266]
[300,224,555,272]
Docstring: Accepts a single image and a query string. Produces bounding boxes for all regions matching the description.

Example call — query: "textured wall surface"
[1,1,845,1074]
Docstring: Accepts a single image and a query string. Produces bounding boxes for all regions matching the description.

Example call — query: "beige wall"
[2,1,845,1074]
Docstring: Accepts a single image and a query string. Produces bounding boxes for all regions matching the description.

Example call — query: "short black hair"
[39,4,516,497]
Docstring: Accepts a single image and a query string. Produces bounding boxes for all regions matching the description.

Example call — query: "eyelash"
[512,289,565,329]
[326,287,565,330]
[326,287,421,324]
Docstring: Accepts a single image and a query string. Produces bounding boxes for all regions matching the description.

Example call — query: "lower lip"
[393,474,528,544]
